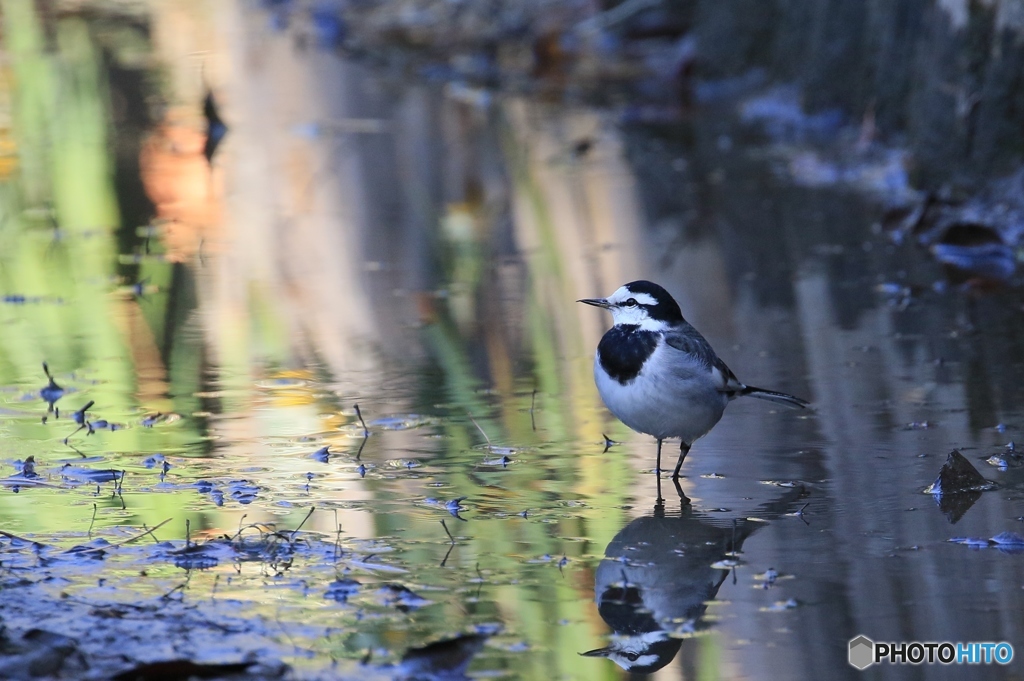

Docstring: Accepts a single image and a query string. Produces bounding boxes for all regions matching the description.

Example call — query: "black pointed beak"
[578,298,612,309]
[579,647,612,658]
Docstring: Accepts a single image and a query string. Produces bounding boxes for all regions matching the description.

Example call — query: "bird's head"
[580,631,682,673]
[578,280,684,329]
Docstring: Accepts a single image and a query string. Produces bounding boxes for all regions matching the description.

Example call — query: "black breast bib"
[598,325,659,384]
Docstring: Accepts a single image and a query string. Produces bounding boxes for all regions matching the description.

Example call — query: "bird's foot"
[653,497,666,517]
[672,477,690,506]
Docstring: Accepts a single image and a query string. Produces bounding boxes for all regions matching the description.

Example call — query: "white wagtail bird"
[579,280,809,482]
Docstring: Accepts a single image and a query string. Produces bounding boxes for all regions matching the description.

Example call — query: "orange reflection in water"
[139,107,222,262]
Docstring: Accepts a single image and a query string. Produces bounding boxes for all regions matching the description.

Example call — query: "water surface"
[2,3,1024,680]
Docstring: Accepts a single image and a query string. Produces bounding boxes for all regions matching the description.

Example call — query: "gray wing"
[664,325,745,394]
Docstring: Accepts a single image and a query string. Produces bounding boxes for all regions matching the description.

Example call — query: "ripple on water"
[370,415,435,430]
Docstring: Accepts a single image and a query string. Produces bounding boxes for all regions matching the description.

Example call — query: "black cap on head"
[624,280,684,323]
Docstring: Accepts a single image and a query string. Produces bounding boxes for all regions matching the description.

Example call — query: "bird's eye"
[624,298,638,307]
[625,652,640,662]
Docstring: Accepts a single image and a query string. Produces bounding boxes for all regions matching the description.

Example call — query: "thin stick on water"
[290,506,315,541]
[530,389,537,432]
[796,502,810,526]
[186,518,191,548]
[440,519,456,545]
[74,518,173,554]
[63,425,85,445]
[161,583,186,601]
[141,522,160,544]
[333,510,343,562]
[467,412,492,447]
[353,404,369,437]
[0,529,38,546]
[88,503,97,537]
[237,514,248,538]
[440,543,454,568]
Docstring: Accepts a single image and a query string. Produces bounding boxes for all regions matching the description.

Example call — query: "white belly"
[594,345,728,443]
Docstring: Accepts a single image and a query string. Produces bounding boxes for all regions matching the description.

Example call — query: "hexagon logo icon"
[849,635,874,670]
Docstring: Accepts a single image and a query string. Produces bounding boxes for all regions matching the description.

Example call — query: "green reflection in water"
[0,5,710,680]
[0,1,194,526]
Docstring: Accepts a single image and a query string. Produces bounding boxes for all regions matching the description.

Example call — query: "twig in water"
[353,404,369,437]
[186,519,191,548]
[141,522,161,544]
[796,502,810,526]
[440,543,455,568]
[211,574,220,601]
[440,519,456,545]
[161,583,186,601]
[467,412,492,447]
[114,477,126,509]
[236,514,248,539]
[530,389,537,432]
[0,528,42,547]
[88,503,97,537]
[64,401,96,443]
[290,506,316,541]
[334,516,343,563]
[73,518,172,554]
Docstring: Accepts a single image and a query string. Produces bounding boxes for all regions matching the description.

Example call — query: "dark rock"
[925,450,994,495]
[925,450,996,523]
[111,659,255,680]
[0,628,87,680]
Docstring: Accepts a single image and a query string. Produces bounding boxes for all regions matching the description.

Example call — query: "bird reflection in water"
[582,485,806,673]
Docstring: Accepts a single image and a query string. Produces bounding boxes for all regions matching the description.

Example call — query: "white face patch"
[606,652,661,671]
[607,287,658,307]
[603,631,674,670]
[605,287,667,329]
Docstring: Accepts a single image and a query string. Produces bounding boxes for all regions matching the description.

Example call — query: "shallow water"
[2,3,1024,680]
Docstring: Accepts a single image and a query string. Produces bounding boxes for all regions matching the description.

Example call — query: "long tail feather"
[740,386,809,409]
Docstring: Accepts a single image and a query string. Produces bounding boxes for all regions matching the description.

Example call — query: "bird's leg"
[653,497,666,517]
[672,441,691,481]
[673,476,690,507]
[654,438,666,506]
